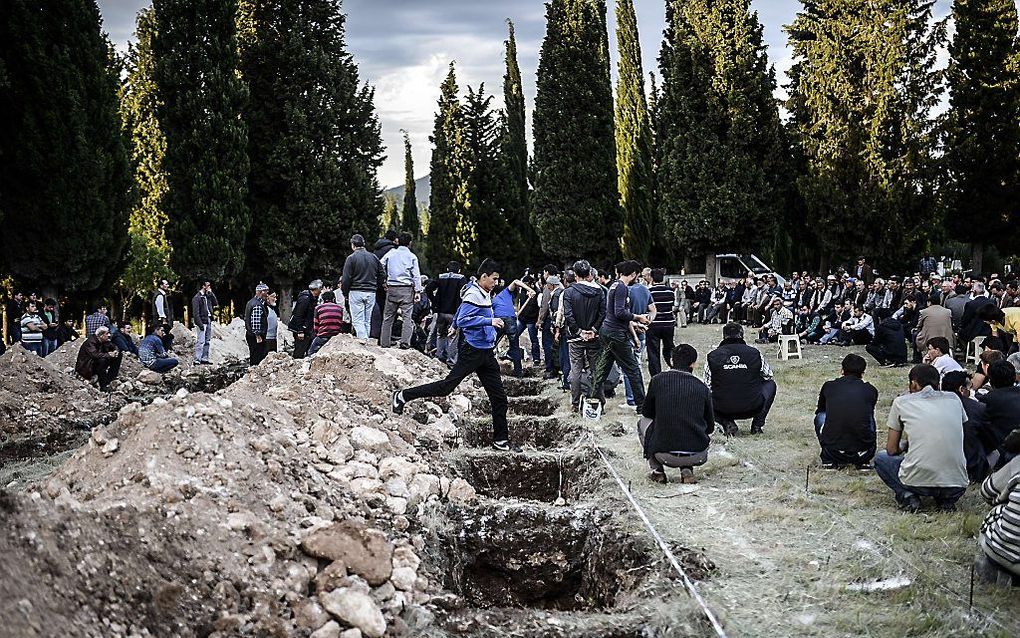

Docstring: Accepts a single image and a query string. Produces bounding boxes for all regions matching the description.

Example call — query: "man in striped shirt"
[244,283,269,366]
[308,291,344,356]
[646,269,677,377]
[977,431,1020,585]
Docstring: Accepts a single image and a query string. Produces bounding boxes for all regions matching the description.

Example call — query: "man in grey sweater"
[341,234,385,341]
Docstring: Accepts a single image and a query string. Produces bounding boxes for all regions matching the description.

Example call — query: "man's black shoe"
[399,343,410,350]
[391,390,405,415]
[543,370,558,380]
[492,440,522,453]
[898,495,922,513]
[750,425,764,435]
[721,419,739,437]
[648,470,667,484]
[937,501,957,512]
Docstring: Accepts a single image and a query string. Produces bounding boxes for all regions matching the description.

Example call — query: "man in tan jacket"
[915,296,955,353]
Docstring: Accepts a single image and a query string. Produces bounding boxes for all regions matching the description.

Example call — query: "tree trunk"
[279,283,294,325]
[972,243,984,276]
[705,253,717,286]
[683,255,695,276]
[41,285,59,303]
[819,254,830,277]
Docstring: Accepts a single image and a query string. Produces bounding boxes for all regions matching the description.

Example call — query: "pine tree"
[614,0,655,263]
[944,0,1020,273]
[426,63,474,269]
[381,196,399,233]
[500,20,534,270]
[120,7,175,303]
[153,0,250,285]
[787,0,946,272]
[0,0,131,294]
[238,0,383,299]
[400,130,420,239]
[656,0,788,270]
[465,85,515,269]
[532,0,622,265]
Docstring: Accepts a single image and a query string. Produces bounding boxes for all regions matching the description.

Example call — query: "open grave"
[450,448,598,503]
[460,415,583,449]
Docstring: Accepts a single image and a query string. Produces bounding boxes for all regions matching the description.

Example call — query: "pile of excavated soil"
[0,335,485,637]
[0,345,126,449]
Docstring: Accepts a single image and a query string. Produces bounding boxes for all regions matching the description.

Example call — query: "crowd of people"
[4,242,1018,586]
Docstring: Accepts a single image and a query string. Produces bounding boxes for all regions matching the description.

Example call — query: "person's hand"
[492,318,505,329]
[297,332,304,339]
[414,293,421,303]
[636,314,650,325]
[447,327,456,338]
[256,335,264,343]
[581,329,595,341]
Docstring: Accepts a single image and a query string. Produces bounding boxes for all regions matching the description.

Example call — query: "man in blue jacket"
[392,259,518,452]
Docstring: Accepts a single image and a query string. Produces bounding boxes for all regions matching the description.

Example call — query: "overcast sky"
[97,0,959,189]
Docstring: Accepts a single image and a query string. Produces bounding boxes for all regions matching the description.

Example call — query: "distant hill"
[384,174,430,209]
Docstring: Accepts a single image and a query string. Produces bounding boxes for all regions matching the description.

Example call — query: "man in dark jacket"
[289,280,322,358]
[562,260,607,410]
[866,316,908,367]
[245,283,269,366]
[587,260,650,413]
[978,360,1020,462]
[152,278,175,350]
[5,291,24,344]
[370,230,399,339]
[424,261,466,364]
[814,354,878,468]
[942,371,990,483]
[191,281,218,365]
[639,344,714,484]
[75,326,122,390]
[960,283,995,344]
[704,322,777,436]
[341,234,385,341]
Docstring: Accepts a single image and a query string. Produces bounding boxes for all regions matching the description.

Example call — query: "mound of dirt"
[0,345,126,450]
[0,335,484,637]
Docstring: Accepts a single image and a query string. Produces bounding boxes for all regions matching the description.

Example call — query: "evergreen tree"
[944,0,1020,273]
[381,196,399,233]
[532,0,621,264]
[153,0,249,285]
[656,0,787,270]
[614,0,655,263]
[238,0,383,299]
[786,0,946,271]
[500,20,534,269]
[426,63,474,268]
[465,85,515,269]
[120,7,174,303]
[400,130,420,238]
[0,0,131,294]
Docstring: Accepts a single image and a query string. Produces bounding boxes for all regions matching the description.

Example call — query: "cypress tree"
[120,7,175,303]
[400,130,420,239]
[426,64,474,269]
[614,0,655,263]
[944,0,1020,273]
[532,0,621,264]
[153,0,249,285]
[465,85,516,269]
[238,0,383,301]
[656,0,787,270]
[0,0,131,295]
[787,0,945,271]
[500,20,534,269]
[381,196,399,233]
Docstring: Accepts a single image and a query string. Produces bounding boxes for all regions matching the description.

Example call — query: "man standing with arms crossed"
[191,280,218,364]
[392,259,518,452]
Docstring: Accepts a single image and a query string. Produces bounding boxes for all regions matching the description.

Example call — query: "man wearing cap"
[289,280,323,358]
[245,283,270,365]
[341,234,385,341]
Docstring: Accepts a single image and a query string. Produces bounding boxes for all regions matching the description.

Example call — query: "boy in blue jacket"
[392,259,518,452]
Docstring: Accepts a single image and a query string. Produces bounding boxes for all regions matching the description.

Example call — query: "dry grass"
[576,324,1020,637]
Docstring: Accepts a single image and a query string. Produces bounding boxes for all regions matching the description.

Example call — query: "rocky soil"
[0,334,708,637]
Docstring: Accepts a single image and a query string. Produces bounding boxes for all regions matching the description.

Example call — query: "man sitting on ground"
[978,359,1020,466]
[866,316,908,367]
[942,370,990,483]
[874,364,969,512]
[977,304,1020,353]
[977,436,1020,586]
[138,325,179,374]
[836,305,874,345]
[924,336,963,378]
[705,322,777,436]
[814,354,878,469]
[75,326,122,390]
[639,344,714,485]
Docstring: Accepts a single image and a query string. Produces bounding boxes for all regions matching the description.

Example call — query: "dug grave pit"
[451,448,599,503]
[501,376,544,397]
[459,415,584,450]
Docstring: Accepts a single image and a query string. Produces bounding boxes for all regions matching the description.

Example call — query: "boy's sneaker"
[492,440,522,453]
[648,470,667,484]
[391,390,405,415]
[680,468,698,484]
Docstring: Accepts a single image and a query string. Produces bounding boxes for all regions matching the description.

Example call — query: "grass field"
[577,323,1020,637]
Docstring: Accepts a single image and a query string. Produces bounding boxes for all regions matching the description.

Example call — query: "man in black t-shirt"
[814,354,879,468]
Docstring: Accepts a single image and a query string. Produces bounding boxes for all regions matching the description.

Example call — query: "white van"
[669,254,785,287]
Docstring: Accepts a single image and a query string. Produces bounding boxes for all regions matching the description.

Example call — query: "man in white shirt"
[837,305,874,345]
[379,232,423,349]
[874,364,969,512]
[923,337,963,378]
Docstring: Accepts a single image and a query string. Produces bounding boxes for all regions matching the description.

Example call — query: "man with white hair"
[75,325,122,390]
[289,279,323,358]
[961,281,995,344]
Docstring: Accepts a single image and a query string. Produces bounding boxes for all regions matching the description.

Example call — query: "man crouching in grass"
[874,364,969,513]
[814,354,878,469]
[638,344,714,484]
